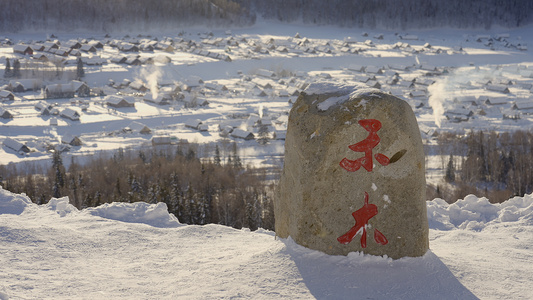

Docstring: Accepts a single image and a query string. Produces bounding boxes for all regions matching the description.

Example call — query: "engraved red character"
[337,192,388,248]
[340,119,390,172]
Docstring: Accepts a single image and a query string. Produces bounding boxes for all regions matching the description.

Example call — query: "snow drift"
[0,187,180,228]
[427,194,533,230]
[4,186,532,232]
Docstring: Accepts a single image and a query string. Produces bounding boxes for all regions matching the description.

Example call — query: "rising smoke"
[427,78,448,128]
[138,66,162,99]
[427,66,503,128]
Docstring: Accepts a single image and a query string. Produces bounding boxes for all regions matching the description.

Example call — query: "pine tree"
[231,142,242,168]
[69,176,79,207]
[139,150,147,163]
[12,59,21,78]
[261,191,274,230]
[114,177,122,201]
[76,57,85,80]
[257,123,269,145]
[214,144,221,166]
[4,58,12,78]
[245,191,261,230]
[94,191,102,207]
[186,148,196,161]
[170,172,182,219]
[52,151,64,198]
[184,183,194,224]
[445,154,455,183]
[148,184,158,204]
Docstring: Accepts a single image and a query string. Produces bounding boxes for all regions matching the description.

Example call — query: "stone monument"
[276,82,429,259]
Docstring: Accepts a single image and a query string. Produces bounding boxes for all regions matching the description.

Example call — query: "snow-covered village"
[1,0,533,299]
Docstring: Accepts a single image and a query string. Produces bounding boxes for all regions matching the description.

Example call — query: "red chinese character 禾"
[340,119,390,172]
[337,192,388,248]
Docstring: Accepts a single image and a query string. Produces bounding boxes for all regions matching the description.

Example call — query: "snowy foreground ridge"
[1,187,532,299]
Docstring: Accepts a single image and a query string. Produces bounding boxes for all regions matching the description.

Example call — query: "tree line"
[0,0,531,32]
[0,0,254,32]
[431,130,533,203]
[0,142,276,231]
[246,0,533,29]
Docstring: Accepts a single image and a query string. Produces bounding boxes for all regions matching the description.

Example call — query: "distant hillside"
[0,0,532,32]
[245,0,533,29]
[0,0,255,32]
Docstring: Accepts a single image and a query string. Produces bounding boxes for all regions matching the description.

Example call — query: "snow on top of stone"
[304,81,354,96]
[304,81,380,111]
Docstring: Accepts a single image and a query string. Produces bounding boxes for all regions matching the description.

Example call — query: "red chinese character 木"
[337,192,388,248]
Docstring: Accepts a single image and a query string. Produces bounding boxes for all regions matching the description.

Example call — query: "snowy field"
[1,22,533,181]
[1,187,533,299]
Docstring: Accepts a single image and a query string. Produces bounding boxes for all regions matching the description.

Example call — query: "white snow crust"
[2,187,533,299]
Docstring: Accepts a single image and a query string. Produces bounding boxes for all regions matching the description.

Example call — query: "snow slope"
[1,187,532,299]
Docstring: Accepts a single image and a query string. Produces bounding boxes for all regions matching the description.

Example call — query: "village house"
[9,79,43,92]
[35,102,54,115]
[43,41,60,50]
[454,96,479,106]
[128,81,147,92]
[80,44,97,53]
[88,40,104,49]
[3,137,30,154]
[61,134,83,146]
[156,42,174,52]
[365,66,383,74]
[126,121,151,134]
[256,69,276,78]
[140,42,155,52]
[485,96,509,106]
[0,90,15,101]
[485,84,510,94]
[64,40,82,49]
[125,55,142,66]
[252,78,274,89]
[119,43,139,52]
[143,92,170,105]
[110,55,127,64]
[151,136,173,146]
[400,34,419,40]
[231,128,255,140]
[159,86,182,100]
[60,108,80,121]
[31,43,45,52]
[13,44,33,55]
[185,119,203,130]
[409,90,427,98]
[347,64,365,72]
[54,47,71,56]
[105,95,135,108]
[69,49,82,57]
[184,75,204,87]
[32,53,50,61]
[7,82,24,93]
[0,107,13,119]
[513,98,533,111]
[49,117,58,126]
[45,81,90,98]
[397,80,415,89]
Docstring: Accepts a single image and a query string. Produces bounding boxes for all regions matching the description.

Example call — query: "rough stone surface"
[275,82,429,259]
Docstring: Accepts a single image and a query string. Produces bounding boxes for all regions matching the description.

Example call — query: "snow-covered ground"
[1,22,533,182]
[1,187,532,299]
[1,21,533,300]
